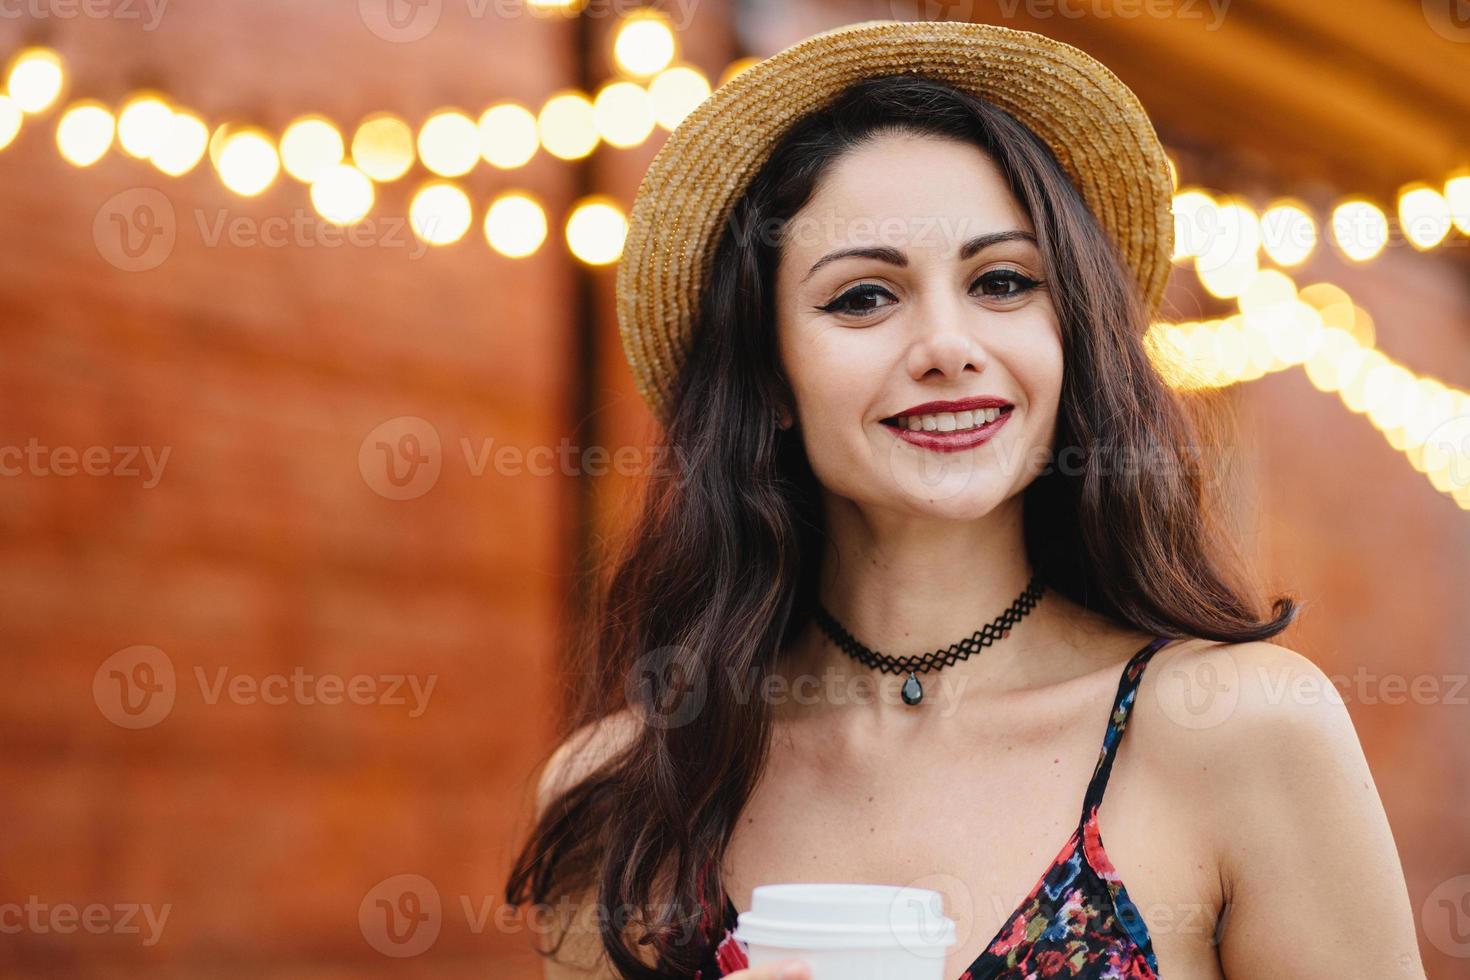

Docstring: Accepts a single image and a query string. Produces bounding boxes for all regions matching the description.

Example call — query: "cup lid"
[732,883,957,952]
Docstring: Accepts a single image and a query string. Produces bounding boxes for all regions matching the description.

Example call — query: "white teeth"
[898,407,1007,432]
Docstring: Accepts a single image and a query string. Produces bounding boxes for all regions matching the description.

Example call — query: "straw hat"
[615,19,1174,425]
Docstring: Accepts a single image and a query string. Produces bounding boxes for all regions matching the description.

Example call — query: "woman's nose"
[906,291,988,382]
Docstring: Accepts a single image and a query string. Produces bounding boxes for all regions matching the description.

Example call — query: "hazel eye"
[819,283,897,318]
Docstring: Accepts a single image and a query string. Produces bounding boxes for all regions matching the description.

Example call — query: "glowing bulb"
[538,92,598,160]
[1195,197,1260,274]
[593,81,655,148]
[1330,199,1388,262]
[1397,183,1451,250]
[565,197,626,265]
[6,47,64,114]
[55,101,114,167]
[150,110,210,176]
[1171,189,1216,261]
[409,181,472,245]
[280,116,344,183]
[216,128,280,197]
[1259,201,1316,267]
[614,14,676,77]
[483,192,548,258]
[417,109,479,177]
[116,93,172,159]
[351,113,415,182]
[478,102,538,169]
[310,163,374,225]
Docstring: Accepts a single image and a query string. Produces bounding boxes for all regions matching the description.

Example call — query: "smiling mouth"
[881,405,1014,433]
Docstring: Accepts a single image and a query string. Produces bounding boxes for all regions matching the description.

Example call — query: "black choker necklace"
[812,573,1048,706]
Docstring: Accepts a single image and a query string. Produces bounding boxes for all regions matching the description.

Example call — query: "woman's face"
[774,131,1063,517]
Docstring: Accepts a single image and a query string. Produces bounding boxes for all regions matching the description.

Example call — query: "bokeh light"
[483,192,548,258]
[565,197,626,265]
[538,92,598,160]
[613,13,676,77]
[310,163,374,225]
[351,113,415,182]
[478,102,539,169]
[55,100,115,167]
[417,109,479,178]
[280,116,345,183]
[409,181,472,245]
[6,47,64,114]
[216,128,280,197]
[150,110,210,176]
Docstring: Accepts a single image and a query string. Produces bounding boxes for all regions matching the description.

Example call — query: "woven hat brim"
[615,19,1174,425]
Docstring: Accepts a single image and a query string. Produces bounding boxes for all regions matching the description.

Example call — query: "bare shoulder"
[1131,637,1363,783]
[1133,637,1425,976]
[536,707,645,817]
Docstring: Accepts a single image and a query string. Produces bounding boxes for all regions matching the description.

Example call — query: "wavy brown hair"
[504,73,1296,978]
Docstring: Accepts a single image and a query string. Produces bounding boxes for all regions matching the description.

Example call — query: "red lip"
[886,395,1013,419]
[883,407,1013,453]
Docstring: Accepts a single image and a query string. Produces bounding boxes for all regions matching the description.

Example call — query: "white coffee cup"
[732,882,957,980]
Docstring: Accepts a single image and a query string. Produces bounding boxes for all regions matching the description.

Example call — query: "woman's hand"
[722,960,811,980]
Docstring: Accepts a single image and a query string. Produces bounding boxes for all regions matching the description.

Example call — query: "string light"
[0,26,1462,503]
[1259,199,1316,267]
[1397,182,1452,250]
[484,192,548,258]
[565,196,626,265]
[538,91,598,160]
[55,100,114,167]
[116,92,172,159]
[5,47,64,114]
[310,163,374,225]
[150,109,209,176]
[478,102,539,169]
[612,11,675,77]
[417,109,479,178]
[1330,199,1389,262]
[351,113,415,182]
[279,115,345,183]
[409,181,472,245]
[216,127,280,197]
[592,81,655,149]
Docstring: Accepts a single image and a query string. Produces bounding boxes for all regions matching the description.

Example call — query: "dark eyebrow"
[801,229,1038,284]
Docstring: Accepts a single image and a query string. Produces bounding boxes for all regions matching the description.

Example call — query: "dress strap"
[1077,635,1171,826]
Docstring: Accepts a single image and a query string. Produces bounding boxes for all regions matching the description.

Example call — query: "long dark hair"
[505,73,1296,978]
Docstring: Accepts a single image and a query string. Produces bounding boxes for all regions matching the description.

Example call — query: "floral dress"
[695,636,1172,980]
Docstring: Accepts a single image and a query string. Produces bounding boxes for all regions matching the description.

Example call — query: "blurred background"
[0,0,1467,976]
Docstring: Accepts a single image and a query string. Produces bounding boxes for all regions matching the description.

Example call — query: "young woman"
[506,21,1426,980]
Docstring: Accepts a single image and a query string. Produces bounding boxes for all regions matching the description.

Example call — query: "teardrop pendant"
[901,671,923,705]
